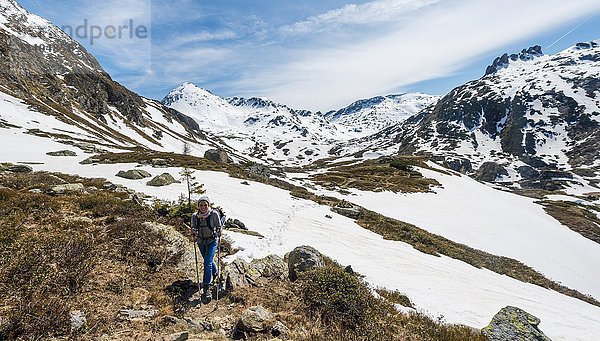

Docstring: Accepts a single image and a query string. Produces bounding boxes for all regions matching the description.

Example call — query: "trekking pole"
[216,236,221,301]
[193,241,201,295]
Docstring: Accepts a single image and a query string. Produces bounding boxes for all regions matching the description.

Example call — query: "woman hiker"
[191,195,222,302]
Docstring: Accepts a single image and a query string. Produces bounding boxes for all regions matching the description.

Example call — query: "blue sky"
[19,0,600,111]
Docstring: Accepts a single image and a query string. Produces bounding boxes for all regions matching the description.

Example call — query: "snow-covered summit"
[484,45,544,75]
[325,93,440,137]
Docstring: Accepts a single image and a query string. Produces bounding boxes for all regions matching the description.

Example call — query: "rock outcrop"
[224,255,287,290]
[204,149,232,163]
[237,305,273,333]
[147,173,179,187]
[116,169,151,180]
[287,245,325,281]
[482,306,551,341]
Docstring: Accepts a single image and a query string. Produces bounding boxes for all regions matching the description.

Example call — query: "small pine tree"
[180,143,205,209]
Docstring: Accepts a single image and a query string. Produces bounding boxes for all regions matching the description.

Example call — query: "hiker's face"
[198,201,209,213]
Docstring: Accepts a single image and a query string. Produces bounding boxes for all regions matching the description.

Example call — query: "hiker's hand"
[217,229,222,237]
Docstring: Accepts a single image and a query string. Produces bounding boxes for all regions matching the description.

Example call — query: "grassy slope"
[0,170,485,340]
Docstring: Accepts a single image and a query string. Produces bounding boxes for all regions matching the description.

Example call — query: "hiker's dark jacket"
[191,210,221,244]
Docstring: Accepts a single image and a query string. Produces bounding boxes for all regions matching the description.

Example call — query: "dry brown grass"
[310,156,442,193]
[0,172,185,339]
[542,200,600,244]
[376,288,414,308]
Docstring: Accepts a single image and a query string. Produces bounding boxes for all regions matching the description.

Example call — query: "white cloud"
[171,30,236,46]
[230,0,600,111]
[280,0,441,35]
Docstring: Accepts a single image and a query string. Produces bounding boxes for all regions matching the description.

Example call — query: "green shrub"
[298,266,392,331]
[376,288,414,308]
[390,158,413,171]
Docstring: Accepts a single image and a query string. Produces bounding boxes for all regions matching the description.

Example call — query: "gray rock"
[287,245,325,281]
[73,142,106,154]
[151,158,169,167]
[70,310,86,333]
[50,183,85,194]
[165,331,189,341]
[79,156,101,165]
[539,170,574,180]
[46,150,77,157]
[224,255,287,290]
[28,188,43,194]
[482,306,551,341]
[518,165,540,180]
[7,164,33,173]
[248,163,270,178]
[147,173,179,187]
[118,308,158,321]
[204,149,232,163]
[238,305,273,333]
[271,321,290,337]
[225,218,247,230]
[250,255,287,280]
[116,169,151,180]
[475,162,509,182]
[443,157,473,174]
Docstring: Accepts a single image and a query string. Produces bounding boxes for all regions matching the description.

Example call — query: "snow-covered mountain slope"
[162,83,438,165]
[0,0,230,160]
[162,82,349,165]
[332,42,600,189]
[2,141,600,341]
[324,93,440,138]
[304,162,600,301]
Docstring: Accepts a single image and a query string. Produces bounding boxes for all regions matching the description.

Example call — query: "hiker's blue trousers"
[198,239,218,285]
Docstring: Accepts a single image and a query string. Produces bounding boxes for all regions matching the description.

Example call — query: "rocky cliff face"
[388,42,600,187]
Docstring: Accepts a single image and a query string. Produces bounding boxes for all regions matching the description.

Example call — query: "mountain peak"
[484,45,543,75]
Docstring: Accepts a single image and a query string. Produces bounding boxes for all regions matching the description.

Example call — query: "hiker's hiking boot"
[201,284,212,304]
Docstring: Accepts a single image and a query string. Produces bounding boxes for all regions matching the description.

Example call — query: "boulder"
[248,163,270,178]
[225,218,247,230]
[539,170,574,180]
[443,157,473,174]
[287,245,325,281]
[332,201,362,219]
[73,142,105,154]
[204,149,232,163]
[482,306,551,341]
[116,169,151,180]
[70,310,86,333]
[50,183,85,194]
[224,255,287,290]
[238,305,273,333]
[517,165,540,180]
[7,164,33,173]
[46,150,77,157]
[118,308,158,321]
[475,162,508,182]
[271,321,290,337]
[147,173,179,187]
[165,331,189,341]
[250,255,287,280]
[151,158,169,167]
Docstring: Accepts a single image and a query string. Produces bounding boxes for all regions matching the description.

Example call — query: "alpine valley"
[1,0,600,340]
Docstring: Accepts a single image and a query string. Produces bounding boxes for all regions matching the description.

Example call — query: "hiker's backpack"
[194,207,226,240]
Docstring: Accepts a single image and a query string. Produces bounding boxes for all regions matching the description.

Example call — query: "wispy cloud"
[280,0,441,35]
[20,0,600,111]
[228,0,600,111]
